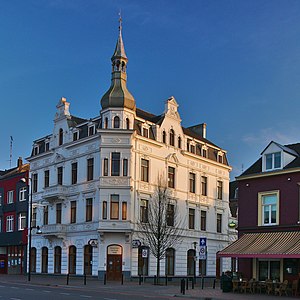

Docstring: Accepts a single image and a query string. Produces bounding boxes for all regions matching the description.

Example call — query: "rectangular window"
[102,201,107,220]
[201,176,207,196]
[43,206,48,225]
[260,193,278,225]
[88,126,94,136]
[167,204,175,226]
[217,181,223,200]
[44,170,50,188]
[73,131,78,141]
[57,167,63,185]
[18,212,26,231]
[122,202,127,220]
[201,210,207,231]
[140,199,149,223]
[71,162,78,185]
[6,215,14,232]
[217,213,222,233]
[33,173,38,193]
[189,208,195,229]
[168,167,175,188]
[32,208,37,228]
[141,159,149,182]
[190,145,195,154]
[19,187,26,201]
[123,159,128,176]
[56,203,62,224]
[110,195,119,220]
[7,190,14,204]
[189,173,196,193]
[71,201,76,223]
[202,148,207,158]
[143,128,149,138]
[111,153,120,176]
[103,158,108,176]
[86,198,93,222]
[266,152,281,170]
[45,141,50,151]
[87,158,94,181]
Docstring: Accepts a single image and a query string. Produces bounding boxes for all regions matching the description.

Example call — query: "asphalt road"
[0,281,185,300]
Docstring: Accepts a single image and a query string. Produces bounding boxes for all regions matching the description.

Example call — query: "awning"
[217,231,300,258]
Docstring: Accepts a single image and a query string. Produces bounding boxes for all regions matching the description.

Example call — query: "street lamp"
[20,177,41,281]
[193,241,197,280]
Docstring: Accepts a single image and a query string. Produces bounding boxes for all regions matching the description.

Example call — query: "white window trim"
[18,213,26,231]
[19,187,26,201]
[264,152,282,171]
[7,190,14,204]
[258,190,280,226]
[6,215,14,232]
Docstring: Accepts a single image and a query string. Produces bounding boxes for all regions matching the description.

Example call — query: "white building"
[27,24,234,280]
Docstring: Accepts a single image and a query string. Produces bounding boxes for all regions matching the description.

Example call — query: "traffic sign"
[199,245,206,260]
[200,237,207,247]
[132,240,141,248]
[142,248,148,258]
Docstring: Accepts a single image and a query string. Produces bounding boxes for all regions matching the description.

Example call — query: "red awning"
[217,231,300,258]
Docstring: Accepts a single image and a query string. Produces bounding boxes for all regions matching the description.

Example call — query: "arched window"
[69,245,76,274]
[169,129,175,146]
[187,249,196,276]
[104,118,108,129]
[41,247,48,273]
[113,116,120,128]
[126,118,130,129]
[59,128,63,146]
[30,247,36,273]
[162,131,166,144]
[54,246,62,274]
[165,248,175,276]
[84,245,93,275]
[138,246,149,276]
[178,136,182,149]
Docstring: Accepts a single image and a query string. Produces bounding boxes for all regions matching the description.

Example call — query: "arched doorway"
[54,246,62,274]
[41,247,48,273]
[106,244,122,281]
[84,245,92,275]
[69,246,76,274]
[187,249,196,276]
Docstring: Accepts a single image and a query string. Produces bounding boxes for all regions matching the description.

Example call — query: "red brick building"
[218,141,300,282]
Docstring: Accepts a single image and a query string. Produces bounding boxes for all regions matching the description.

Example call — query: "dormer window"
[73,131,78,141]
[169,129,175,146]
[143,127,149,138]
[33,145,39,156]
[45,141,50,151]
[88,125,95,136]
[190,145,195,154]
[218,152,223,164]
[202,147,207,158]
[162,131,166,144]
[265,152,281,170]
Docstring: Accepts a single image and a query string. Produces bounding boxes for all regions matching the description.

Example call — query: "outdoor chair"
[266,279,273,295]
[240,279,254,293]
[291,279,298,296]
[274,280,289,296]
[232,280,239,293]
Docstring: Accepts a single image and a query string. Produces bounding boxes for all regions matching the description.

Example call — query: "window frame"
[168,167,175,188]
[265,152,281,171]
[57,166,63,185]
[110,195,119,220]
[19,187,27,202]
[111,153,121,176]
[6,215,14,232]
[44,170,50,188]
[217,180,223,200]
[189,172,196,193]
[71,162,78,185]
[217,213,222,233]
[141,159,149,182]
[188,208,195,229]
[258,191,280,226]
[70,201,77,224]
[201,176,207,196]
[86,198,93,222]
[18,212,26,231]
[7,190,14,204]
[87,158,94,181]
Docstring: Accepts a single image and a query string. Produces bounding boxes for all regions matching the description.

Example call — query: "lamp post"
[21,177,41,281]
[193,241,197,280]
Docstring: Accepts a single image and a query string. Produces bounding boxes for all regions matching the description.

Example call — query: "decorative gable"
[164,96,181,121]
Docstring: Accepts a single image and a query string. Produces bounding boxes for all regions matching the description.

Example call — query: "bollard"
[84,273,86,285]
[192,278,195,289]
[165,275,167,286]
[154,275,157,285]
[202,276,204,289]
[104,273,106,285]
[186,277,189,290]
[121,273,124,285]
[213,278,216,289]
[139,275,142,285]
[180,279,185,295]
[66,273,69,285]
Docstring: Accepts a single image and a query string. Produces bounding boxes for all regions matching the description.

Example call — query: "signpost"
[199,237,207,260]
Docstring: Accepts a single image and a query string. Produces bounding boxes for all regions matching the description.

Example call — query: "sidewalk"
[0,274,298,300]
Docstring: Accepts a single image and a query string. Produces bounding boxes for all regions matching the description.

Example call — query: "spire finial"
[118,10,122,33]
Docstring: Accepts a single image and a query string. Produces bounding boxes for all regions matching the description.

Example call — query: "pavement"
[0,274,299,300]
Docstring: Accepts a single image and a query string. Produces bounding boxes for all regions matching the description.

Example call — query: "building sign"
[107,245,122,255]
[132,239,141,248]
[141,248,148,258]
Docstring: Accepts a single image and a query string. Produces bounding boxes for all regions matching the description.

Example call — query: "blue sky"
[1,0,300,179]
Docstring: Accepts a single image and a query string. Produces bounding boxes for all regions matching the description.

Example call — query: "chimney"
[188,123,207,139]
[17,157,23,170]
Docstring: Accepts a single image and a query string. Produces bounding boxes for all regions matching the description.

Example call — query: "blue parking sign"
[200,237,206,246]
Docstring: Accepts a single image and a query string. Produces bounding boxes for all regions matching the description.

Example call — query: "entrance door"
[0,255,7,274]
[84,245,92,275]
[107,254,122,281]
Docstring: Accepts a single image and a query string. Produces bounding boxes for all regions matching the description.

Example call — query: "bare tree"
[137,178,184,283]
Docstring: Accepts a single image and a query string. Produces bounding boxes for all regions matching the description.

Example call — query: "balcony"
[100,177,131,188]
[40,224,67,239]
[42,185,68,201]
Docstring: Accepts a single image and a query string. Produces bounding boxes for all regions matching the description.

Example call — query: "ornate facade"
[27,23,233,279]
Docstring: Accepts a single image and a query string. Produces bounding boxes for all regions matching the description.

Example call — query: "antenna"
[9,136,13,168]
[241,164,244,173]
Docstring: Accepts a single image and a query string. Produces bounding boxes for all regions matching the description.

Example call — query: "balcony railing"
[42,185,68,201]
